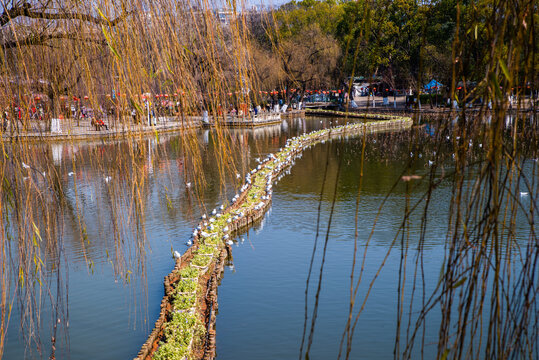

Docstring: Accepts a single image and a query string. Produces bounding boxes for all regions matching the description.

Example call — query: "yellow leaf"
[32,222,42,242]
[19,268,24,287]
[101,25,121,60]
[499,59,512,82]
[441,349,450,360]
[95,7,110,23]
[452,277,468,289]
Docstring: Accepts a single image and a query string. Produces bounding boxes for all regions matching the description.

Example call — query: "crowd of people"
[1,90,317,133]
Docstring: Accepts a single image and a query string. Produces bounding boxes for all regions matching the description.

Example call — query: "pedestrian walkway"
[1,116,202,142]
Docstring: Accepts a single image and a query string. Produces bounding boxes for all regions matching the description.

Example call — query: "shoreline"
[0,110,305,142]
[1,118,202,143]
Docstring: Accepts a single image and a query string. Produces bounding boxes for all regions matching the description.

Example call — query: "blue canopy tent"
[424,79,444,93]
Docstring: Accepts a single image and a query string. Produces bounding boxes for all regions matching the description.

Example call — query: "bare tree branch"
[0,2,130,27]
[2,32,106,49]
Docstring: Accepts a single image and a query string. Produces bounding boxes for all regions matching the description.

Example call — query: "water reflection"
[215,128,539,359]
[4,114,536,359]
[2,117,347,359]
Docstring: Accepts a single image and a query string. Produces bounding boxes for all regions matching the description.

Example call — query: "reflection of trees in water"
[299,109,539,359]
[0,115,310,357]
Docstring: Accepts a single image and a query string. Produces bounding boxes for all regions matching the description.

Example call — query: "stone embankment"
[135,115,412,360]
[1,117,201,142]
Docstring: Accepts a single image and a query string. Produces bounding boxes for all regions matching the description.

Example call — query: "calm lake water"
[3,116,536,359]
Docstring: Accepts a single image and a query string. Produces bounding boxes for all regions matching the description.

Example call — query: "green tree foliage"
[264,0,343,91]
[275,0,343,39]
[258,0,536,93]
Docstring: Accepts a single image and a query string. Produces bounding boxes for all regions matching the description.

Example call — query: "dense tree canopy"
[252,0,537,96]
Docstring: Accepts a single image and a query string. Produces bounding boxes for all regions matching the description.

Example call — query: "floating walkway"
[135,114,412,360]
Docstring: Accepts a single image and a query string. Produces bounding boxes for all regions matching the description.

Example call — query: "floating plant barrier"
[304,109,403,119]
[136,116,412,360]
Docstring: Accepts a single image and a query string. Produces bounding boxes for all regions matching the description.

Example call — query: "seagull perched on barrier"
[173,250,182,259]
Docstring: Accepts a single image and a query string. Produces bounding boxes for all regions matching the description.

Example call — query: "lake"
[2,116,537,359]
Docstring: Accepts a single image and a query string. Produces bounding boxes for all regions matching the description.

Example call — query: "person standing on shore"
[2,107,8,131]
[131,108,137,124]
